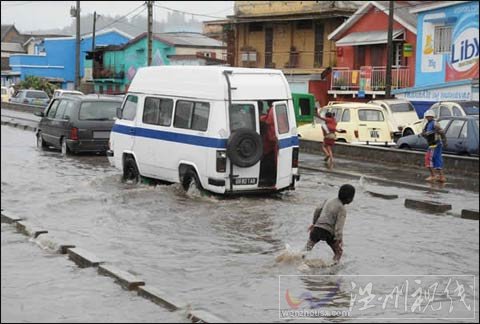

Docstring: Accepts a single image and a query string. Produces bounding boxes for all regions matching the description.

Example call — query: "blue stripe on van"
[279,136,300,149]
[112,124,299,149]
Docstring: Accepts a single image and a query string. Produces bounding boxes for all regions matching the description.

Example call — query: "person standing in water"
[304,184,356,262]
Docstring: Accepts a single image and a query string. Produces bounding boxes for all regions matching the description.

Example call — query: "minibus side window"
[191,102,210,131]
[230,104,255,131]
[174,101,194,129]
[122,95,138,121]
[143,97,173,126]
[174,100,210,132]
[275,103,289,134]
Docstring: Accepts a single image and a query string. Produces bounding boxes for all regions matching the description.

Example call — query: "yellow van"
[327,103,395,146]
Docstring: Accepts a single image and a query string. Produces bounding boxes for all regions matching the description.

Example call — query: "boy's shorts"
[425,144,443,169]
[306,227,336,251]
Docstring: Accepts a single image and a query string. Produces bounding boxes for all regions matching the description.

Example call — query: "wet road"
[1,224,184,323]
[1,125,479,322]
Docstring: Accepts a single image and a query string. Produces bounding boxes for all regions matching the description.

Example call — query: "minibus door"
[227,102,262,191]
[272,101,293,189]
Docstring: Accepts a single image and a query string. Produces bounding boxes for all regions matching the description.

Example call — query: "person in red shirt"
[318,112,345,164]
[259,102,278,186]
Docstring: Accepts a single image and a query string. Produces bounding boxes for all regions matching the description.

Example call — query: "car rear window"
[79,101,119,120]
[389,103,415,113]
[358,109,384,121]
[459,102,479,115]
[27,91,48,99]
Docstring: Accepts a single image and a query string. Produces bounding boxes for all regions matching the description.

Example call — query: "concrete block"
[366,190,398,200]
[15,221,48,238]
[98,264,145,291]
[1,212,23,224]
[461,209,479,220]
[137,286,188,311]
[404,199,452,213]
[59,244,76,254]
[67,247,103,268]
[188,310,226,323]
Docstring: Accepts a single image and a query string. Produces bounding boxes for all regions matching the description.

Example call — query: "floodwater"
[1,126,479,322]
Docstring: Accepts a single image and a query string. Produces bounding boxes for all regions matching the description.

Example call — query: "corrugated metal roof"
[1,42,26,53]
[153,32,225,48]
[336,29,404,46]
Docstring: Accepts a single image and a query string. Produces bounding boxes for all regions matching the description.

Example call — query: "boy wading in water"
[304,184,355,262]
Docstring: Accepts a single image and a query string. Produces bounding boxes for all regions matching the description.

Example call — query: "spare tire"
[227,128,263,168]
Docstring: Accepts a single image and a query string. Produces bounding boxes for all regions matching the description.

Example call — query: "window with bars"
[434,25,452,54]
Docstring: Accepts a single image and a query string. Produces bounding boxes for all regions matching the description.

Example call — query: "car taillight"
[70,127,79,140]
[216,150,226,172]
[292,147,299,168]
[354,130,359,138]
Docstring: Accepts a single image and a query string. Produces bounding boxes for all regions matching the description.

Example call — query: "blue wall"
[10,30,130,89]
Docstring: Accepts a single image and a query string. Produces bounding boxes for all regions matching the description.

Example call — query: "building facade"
[227,1,362,106]
[9,28,131,90]
[393,1,479,116]
[327,1,418,101]
[86,32,226,94]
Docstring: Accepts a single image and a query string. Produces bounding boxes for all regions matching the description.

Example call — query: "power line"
[93,3,146,35]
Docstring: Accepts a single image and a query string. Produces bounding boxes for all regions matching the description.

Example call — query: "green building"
[84,32,226,94]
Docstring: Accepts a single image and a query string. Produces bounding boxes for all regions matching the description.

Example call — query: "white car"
[401,101,479,136]
[108,66,300,195]
[53,89,84,98]
[368,99,420,140]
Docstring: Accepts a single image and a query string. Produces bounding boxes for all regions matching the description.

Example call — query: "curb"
[67,247,104,268]
[1,120,37,132]
[1,212,23,224]
[461,209,479,220]
[137,286,189,311]
[366,190,398,200]
[15,220,48,238]
[98,264,145,291]
[404,199,452,213]
[188,310,227,323]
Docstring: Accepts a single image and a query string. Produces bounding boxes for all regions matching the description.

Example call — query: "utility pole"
[147,1,154,66]
[385,0,394,98]
[75,0,81,90]
[91,11,97,52]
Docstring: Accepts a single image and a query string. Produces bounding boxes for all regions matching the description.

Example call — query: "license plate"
[370,130,379,138]
[233,177,257,185]
[93,131,111,139]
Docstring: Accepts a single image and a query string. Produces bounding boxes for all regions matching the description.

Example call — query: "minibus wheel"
[123,155,139,183]
[182,169,202,192]
[227,129,263,167]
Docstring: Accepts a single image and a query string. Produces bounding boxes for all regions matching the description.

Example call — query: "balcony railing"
[331,66,410,91]
[92,64,125,80]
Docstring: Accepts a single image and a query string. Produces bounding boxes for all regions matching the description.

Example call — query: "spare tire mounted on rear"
[226,128,263,168]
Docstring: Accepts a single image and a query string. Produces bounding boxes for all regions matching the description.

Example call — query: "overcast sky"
[1,1,234,33]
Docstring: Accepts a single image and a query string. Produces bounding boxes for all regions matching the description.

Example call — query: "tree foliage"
[17,76,58,97]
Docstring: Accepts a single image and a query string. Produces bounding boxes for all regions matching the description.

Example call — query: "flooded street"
[2,125,479,322]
